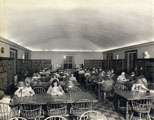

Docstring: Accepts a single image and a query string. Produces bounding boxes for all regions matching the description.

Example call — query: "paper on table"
[150,90,154,93]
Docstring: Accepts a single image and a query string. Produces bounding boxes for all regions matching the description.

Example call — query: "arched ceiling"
[0,0,154,51]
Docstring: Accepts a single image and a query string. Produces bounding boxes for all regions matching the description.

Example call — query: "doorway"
[107,53,113,70]
[10,48,18,74]
[125,50,137,72]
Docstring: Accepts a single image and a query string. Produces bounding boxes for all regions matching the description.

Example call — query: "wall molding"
[103,41,154,53]
[0,36,31,52]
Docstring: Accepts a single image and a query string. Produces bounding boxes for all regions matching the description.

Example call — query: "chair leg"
[130,112,134,120]
[104,92,106,100]
[139,113,142,120]
[147,113,151,120]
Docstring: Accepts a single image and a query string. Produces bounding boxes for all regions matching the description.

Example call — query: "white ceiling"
[0,0,154,52]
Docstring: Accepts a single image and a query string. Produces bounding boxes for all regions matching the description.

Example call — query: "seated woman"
[117,72,128,83]
[14,81,35,97]
[47,80,64,95]
[66,74,77,88]
[131,78,149,92]
[32,72,41,81]
[69,73,77,82]
[50,75,59,83]
[0,90,19,119]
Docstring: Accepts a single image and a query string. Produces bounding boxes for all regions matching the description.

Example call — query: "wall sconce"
[63,55,66,59]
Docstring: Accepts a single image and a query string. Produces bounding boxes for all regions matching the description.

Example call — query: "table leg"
[126,100,129,120]
[98,84,101,100]
[117,98,120,112]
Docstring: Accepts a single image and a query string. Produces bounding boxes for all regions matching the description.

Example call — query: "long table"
[114,91,154,120]
[13,92,97,105]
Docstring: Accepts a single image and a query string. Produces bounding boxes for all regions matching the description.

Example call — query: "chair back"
[19,101,41,119]
[71,99,93,116]
[9,117,27,120]
[148,83,154,90]
[33,87,46,94]
[0,102,18,120]
[68,86,82,93]
[44,116,67,120]
[131,99,153,113]
[79,110,107,120]
[114,83,129,91]
[101,80,114,92]
[47,100,67,116]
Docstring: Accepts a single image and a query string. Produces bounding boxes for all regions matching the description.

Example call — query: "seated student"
[129,72,137,82]
[47,80,64,95]
[131,78,149,92]
[137,77,148,87]
[50,75,59,83]
[54,72,60,78]
[79,68,85,74]
[99,70,105,77]
[69,73,77,82]
[85,70,91,77]
[89,72,97,82]
[0,90,19,119]
[117,72,128,83]
[25,77,32,85]
[14,81,35,97]
[32,73,41,81]
[66,74,77,88]
[126,72,137,89]
[63,71,69,77]
[45,73,51,82]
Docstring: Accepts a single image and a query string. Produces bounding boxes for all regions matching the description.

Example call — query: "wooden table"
[114,91,154,120]
[13,92,97,105]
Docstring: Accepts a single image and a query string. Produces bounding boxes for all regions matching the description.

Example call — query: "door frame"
[125,50,137,72]
[10,48,18,75]
[107,53,113,70]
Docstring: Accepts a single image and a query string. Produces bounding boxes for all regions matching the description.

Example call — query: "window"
[63,56,74,69]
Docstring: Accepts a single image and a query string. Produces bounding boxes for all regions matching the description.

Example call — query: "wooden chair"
[148,83,154,90]
[19,101,42,120]
[33,87,46,94]
[100,80,114,100]
[47,101,67,117]
[70,99,93,120]
[9,117,27,120]
[78,74,85,83]
[68,86,82,93]
[130,99,153,120]
[0,102,19,120]
[114,83,129,91]
[85,77,96,91]
[150,101,154,120]
[79,110,107,120]
[44,116,67,120]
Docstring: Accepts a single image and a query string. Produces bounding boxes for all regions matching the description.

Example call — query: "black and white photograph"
[0,0,154,120]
